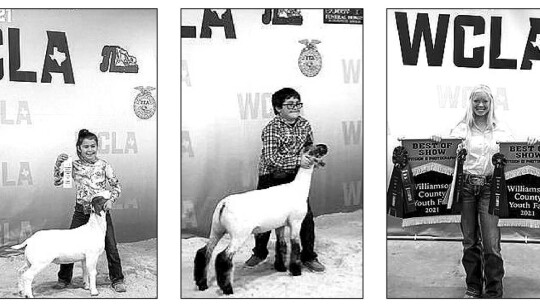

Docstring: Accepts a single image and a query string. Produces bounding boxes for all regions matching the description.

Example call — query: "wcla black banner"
[387,138,462,226]
[499,142,540,228]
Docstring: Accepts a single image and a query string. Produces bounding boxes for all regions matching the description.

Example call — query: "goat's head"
[90,196,107,217]
[303,144,328,167]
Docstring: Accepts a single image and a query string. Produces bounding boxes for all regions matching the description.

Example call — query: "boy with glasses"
[244,87,325,273]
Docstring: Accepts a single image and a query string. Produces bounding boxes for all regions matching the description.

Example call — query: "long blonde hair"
[460,84,497,130]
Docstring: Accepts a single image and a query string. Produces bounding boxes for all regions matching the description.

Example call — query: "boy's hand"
[300,154,314,169]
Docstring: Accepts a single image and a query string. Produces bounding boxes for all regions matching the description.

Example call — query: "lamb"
[11,196,108,298]
[194,143,328,295]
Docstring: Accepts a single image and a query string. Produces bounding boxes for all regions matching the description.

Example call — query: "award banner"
[499,142,540,228]
[387,138,463,226]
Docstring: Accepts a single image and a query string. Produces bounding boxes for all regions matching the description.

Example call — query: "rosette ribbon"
[447,148,467,213]
[387,146,416,217]
[489,153,508,217]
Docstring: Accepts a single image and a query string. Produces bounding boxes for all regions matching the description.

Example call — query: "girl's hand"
[456,143,464,154]
[300,154,314,169]
[431,135,442,142]
[527,137,539,145]
[56,153,69,167]
[104,200,113,211]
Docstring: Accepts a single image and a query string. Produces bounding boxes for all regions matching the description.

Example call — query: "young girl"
[53,129,126,293]
[434,85,537,298]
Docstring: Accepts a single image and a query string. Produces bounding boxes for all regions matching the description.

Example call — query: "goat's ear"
[98,199,107,216]
[95,205,103,217]
[88,203,96,215]
[91,197,106,216]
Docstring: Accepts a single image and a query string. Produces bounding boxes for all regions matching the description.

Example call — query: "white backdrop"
[0,9,157,250]
[387,9,540,238]
[181,9,363,237]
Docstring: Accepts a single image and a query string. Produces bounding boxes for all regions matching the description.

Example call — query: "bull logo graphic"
[100,46,139,73]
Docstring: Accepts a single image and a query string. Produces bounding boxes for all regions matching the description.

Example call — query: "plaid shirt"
[258,115,314,176]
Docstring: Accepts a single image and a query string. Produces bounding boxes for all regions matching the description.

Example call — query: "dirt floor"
[181,210,363,298]
[0,239,156,299]
[388,239,540,298]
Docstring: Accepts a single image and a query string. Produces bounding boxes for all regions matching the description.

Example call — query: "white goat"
[194,144,328,295]
[11,196,108,298]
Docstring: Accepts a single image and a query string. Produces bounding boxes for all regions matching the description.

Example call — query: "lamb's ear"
[313,158,326,168]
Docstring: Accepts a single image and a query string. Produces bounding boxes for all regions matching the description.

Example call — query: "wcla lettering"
[0,28,74,83]
[395,12,540,70]
[181,9,236,39]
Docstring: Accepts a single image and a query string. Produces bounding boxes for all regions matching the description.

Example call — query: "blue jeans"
[460,182,504,298]
[251,170,317,262]
[58,204,124,285]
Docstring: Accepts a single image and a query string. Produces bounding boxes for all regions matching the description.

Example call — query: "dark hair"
[76,129,98,158]
[272,87,301,115]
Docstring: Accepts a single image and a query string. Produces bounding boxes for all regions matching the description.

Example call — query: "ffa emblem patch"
[298,39,322,77]
[133,86,156,119]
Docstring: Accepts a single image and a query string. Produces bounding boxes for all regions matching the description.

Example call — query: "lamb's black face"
[91,197,107,216]
[308,144,328,158]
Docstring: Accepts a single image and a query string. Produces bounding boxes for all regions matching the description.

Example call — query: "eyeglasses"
[282,102,303,110]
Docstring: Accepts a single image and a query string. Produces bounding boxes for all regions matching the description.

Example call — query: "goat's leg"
[21,261,48,298]
[274,227,287,272]
[215,236,246,295]
[81,260,89,290]
[17,260,30,297]
[289,222,302,276]
[194,226,225,291]
[85,257,99,296]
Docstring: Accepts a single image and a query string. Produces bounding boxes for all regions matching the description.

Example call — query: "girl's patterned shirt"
[54,158,121,205]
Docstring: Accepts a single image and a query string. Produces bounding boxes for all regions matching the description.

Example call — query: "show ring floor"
[0,239,156,299]
[388,239,540,298]
[182,210,363,298]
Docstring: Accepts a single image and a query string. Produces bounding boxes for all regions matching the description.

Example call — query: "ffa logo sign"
[298,39,322,77]
[133,86,156,119]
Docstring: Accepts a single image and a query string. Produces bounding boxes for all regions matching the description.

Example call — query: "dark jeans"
[460,182,504,298]
[58,204,124,285]
[251,170,318,262]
